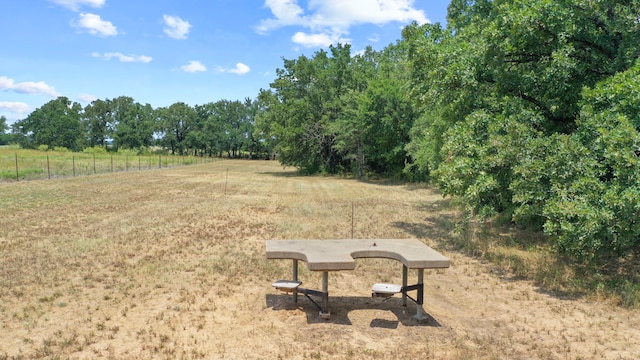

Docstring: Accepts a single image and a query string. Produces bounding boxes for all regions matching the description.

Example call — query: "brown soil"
[0,160,638,359]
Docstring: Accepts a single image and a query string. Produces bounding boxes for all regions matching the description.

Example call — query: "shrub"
[539,61,640,262]
[83,146,108,154]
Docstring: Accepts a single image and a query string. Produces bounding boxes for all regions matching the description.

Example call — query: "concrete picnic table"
[266,239,450,320]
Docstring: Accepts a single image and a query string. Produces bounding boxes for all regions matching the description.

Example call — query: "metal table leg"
[402,265,408,306]
[292,259,298,303]
[414,268,427,321]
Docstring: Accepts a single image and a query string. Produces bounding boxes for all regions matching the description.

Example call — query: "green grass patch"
[0,167,45,180]
[0,148,209,182]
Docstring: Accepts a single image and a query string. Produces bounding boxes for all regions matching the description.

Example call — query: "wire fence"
[0,150,212,182]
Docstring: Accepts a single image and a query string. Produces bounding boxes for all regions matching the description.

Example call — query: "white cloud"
[0,76,61,97]
[291,32,336,48]
[228,63,251,75]
[257,0,429,47]
[307,0,429,27]
[77,93,98,103]
[216,63,251,75]
[0,102,31,115]
[49,0,105,11]
[181,61,207,73]
[163,15,192,40]
[74,13,118,36]
[92,52,152,63]
[256,0,305,34]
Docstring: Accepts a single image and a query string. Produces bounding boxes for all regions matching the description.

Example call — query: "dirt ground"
[0,160,638,359]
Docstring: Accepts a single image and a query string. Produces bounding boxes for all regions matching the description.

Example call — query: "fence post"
[224,168,228,195]
[47,154,51,180]
[351,202,355,239]
[15,152,19,182]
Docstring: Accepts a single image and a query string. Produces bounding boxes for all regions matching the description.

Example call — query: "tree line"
[4,96,269,159]
[2,0,640,263]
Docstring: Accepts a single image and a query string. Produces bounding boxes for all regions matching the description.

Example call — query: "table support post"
[402,265,408,306]
[320,271,330,319]
[414,268,427,321]
[292,259,298,303]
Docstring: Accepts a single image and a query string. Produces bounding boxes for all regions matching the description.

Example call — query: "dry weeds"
[0,160,638,359]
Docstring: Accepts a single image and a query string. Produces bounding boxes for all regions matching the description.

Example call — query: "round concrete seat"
[372,283,402,297]
[272,280,302,292]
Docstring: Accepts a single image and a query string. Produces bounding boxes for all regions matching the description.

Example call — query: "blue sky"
[0,0,450,124]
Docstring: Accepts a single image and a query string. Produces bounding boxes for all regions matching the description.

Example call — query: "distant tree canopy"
[8,0,640,263]
[257,43,417,176]
[13,97,84,151]
[0,115,11,145]
[12,96,270,159]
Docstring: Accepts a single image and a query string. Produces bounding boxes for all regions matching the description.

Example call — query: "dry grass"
[0,160,639,359]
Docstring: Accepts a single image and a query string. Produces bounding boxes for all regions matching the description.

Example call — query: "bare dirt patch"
[0,160,638,359]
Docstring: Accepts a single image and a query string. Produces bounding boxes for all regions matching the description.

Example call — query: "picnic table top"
[265,239,450,271]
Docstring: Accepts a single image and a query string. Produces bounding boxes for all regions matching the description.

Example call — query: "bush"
[537,61,640,262]
[83,146,108,154]
[3,143,21,150]
[434,107,542,220]
[511,134,597,230]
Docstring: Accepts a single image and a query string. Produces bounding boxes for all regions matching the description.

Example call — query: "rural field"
[0,160,638,359]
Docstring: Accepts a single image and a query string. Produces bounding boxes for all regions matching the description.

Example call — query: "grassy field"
[0,160,638,359]
[0,148,204,182]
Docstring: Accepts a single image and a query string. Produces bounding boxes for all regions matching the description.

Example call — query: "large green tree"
[0,115,8,134]
[157,102,197,155]
[0,115,10,145]
[111,97,156,150]
[404,0,640,214]
[14,97,83,151]
[259,43,418,176]
[541,61,640,261]
[219,99,250,158]
[83,96,156,151]
[243,97,270,159]
[195,99,260,158]
[329,44,417,178]
[83,98,113,148]
[403,0,640,261]
[195,101,226,157]
[258,44,356,174]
